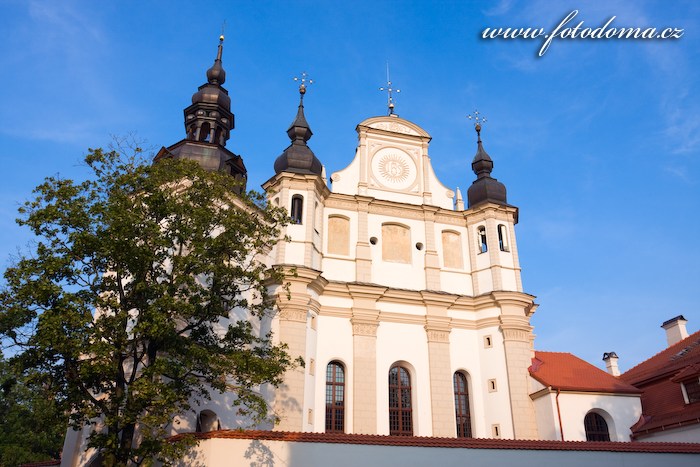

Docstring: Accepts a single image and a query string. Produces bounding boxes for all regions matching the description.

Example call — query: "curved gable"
[358,116,431,139]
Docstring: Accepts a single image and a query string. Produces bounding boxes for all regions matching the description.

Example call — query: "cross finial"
[220,20,227,42]
[467,110,487,142]
[293,71,313,99]
[379,62,400,116]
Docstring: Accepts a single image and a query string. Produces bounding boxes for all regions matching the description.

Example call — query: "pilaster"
[272,267,326,432]
[355,197,372,283]
[423,293,454,436]
[423,207,441,291]
[275,299,308,431]
[348,284,383,434]
[497,293,538,439]
[485,215,503,291]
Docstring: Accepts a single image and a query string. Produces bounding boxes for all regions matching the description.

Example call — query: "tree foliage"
[0,355,67,466]
[0,148,295,466]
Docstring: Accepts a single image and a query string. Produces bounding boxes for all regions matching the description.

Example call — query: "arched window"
[325,361,345,432]
[477,226,488,253]
[497,224,509,252]
[389,365,413,436]
[199,122,212,142]
[442,230,463,269]
[453,372,472,438]
[382,223,411,263]
[328,216,350,255]
[290,195,304,224]
[584,412,610,441]
[196,410,220,432]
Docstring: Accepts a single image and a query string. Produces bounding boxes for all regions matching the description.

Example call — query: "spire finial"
[379,62,401,116]
[467,110,487,142]
[206,32,226,85]
[274,71,322,176]
[293,71,313,101]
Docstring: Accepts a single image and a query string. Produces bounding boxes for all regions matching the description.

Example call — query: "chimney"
[602,352,620,376]
[661,315,689,347]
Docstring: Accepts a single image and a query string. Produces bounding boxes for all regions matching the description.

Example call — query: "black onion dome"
[191,85,231,109]
[206,56,226,85]
[274,98,322,175]
[467,127,507,208]
[191,36,231,109]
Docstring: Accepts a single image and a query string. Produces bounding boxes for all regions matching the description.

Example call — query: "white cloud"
[483,0,515,17]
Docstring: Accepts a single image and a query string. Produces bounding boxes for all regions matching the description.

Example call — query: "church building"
[161,35,538,440]
[59,37,700,467]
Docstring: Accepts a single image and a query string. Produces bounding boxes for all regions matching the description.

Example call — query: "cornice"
[262,172,331,199]
[465,202,519,225]
[321,281,536,316]
[324,193,469,227]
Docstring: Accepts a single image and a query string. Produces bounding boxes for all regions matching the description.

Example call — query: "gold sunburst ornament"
[378,154,409,183]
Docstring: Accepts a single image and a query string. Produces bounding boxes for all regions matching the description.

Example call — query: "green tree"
[0,356,66,466]
[0,148,296,466]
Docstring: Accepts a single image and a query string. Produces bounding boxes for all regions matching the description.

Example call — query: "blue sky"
[0,0,698,372]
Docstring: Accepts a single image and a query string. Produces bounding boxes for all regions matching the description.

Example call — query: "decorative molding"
[426,329,451,343]
[501,328,531,342]
[351,322,378,336]
[279,308,307,323]
[370,121,421,136]
[376,312,428,326]
[369,204,425,220]
[308,298,322,315]
[319,306,353,318]
[434,214,468,226]
[324,199,359,211]
[323,280,536,316]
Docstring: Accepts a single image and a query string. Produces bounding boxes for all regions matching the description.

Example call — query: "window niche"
[497,224,509,252]
[682,377,700,404]
[196,410,220,432]
[290,195,304,224]
[442,230,463,269]
[453,372,473,438]
[477,226,487,254]
[327,215,350,255]
[382,223,411,263]
[584,412,611,441]
[389,365,413,436]
[325,361,345,433]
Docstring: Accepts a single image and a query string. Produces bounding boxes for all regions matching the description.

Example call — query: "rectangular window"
[684,378,700,403]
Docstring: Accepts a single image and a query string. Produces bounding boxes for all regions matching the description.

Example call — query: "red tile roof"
[622,331,700,385]
[170,429,700,453]
[529,351,640,394]
[18,461,60,467]
[620,331,700,437]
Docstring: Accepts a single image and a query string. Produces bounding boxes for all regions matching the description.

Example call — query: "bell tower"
[155,35,246,191]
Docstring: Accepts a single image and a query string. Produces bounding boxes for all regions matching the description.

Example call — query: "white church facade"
[59,38,700,467]
[262,108,537,441]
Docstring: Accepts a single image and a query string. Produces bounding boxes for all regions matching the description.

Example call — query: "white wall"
[177,436,700,467]
[637,424,700,443]
[532,389,642,442]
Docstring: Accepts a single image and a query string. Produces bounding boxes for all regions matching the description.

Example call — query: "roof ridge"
[622,329,700,381]
[531,351,640,393]
[169,429,700,453]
